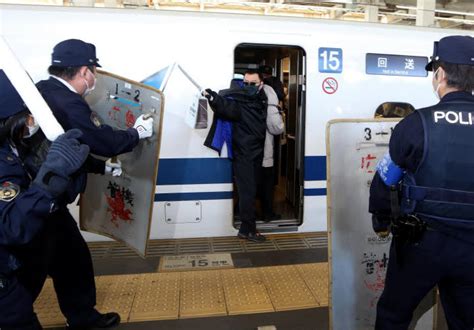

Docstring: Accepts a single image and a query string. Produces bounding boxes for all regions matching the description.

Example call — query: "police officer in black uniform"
[0,70,90,329]
[32,39,154,329]
[37,39,154,156]
[369,36,474,329]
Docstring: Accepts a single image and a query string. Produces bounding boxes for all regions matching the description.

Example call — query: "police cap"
[425,35,474,71]
[259,65,273,75]
[51,39,101,68]
[0,70,26,120]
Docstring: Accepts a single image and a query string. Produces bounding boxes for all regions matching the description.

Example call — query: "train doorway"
[233,43,306,232]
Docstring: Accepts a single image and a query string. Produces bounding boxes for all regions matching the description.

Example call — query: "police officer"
[369,35,474,329]
[204,70,268,242]
[32,39,154,328]
[37,39,153,156]
[0,70,89,329]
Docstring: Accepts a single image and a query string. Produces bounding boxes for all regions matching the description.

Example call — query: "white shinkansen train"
[1,3,471,242]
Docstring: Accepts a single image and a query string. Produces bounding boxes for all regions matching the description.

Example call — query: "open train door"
[233,43,306,230]
[80,70,164,257]
[326,119,439,329]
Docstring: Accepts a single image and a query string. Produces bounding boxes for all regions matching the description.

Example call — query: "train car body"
[1,4,470,241]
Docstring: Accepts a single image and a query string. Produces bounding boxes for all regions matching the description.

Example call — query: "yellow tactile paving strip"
[296,263,329,306]
[222,268,274,315]
[258,265,318,311]
[180,270,227,318]
[36,262,328,327]
[129,273,180,321]
[95,274,140,323]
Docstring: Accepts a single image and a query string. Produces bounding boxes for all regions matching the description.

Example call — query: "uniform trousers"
[11,207,100,327]
[376,229,474,330]
[0,275,42,329]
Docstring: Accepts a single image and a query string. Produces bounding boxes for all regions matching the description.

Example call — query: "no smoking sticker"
[322,77,338,94]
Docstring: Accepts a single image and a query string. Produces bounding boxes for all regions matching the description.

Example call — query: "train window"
[374,102,415,118]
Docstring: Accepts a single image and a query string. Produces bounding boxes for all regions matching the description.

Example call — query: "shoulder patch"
[90,112,102,128]
[0,182,20,202]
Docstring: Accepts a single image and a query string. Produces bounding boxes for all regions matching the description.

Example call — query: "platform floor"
[38,233,330,329]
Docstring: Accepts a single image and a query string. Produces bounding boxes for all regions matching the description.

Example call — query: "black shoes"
[67,312,120,329]
[238,231,267,242]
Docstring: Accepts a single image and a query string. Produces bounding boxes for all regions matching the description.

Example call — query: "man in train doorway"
[369,35,474,329]
[203,70,267,242]
[31,39,154,329]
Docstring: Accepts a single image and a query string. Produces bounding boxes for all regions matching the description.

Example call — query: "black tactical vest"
[401,98,474,223]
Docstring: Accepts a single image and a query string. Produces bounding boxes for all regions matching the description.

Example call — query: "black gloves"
[372,214,391,238]
[33,129,90,198]
[61,172,87,205]
[203,88,217,102]
[84,155,107,175]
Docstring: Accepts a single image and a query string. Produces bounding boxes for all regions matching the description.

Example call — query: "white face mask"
[24,116,40,138]
[83,69,96,96]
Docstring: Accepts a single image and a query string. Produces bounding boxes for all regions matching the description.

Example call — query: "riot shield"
[326,119,437,330]
[80,70,163,257]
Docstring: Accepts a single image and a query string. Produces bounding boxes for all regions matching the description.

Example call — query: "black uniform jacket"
[369,91,474,242]
[36,77,139,158]
[0,143,54,274]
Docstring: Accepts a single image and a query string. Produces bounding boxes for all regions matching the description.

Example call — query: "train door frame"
[233,43,307,232]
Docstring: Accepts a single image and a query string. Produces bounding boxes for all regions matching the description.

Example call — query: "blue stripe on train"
[155,191,233,202]
[303,156,326,181]
[156,156,326,186]
[157,158,233,185]
[153,189,325,201]
[303,188,327,196]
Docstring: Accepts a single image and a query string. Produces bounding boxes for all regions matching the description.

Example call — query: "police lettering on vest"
[433,111,474,125]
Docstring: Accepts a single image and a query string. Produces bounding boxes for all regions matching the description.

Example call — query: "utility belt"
[391,214,428,266]
[390,186,427,265]
[391,214,427,244]
[390,185,426,243]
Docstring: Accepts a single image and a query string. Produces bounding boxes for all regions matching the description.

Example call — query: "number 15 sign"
[319,47,343,73]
